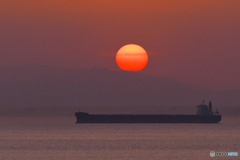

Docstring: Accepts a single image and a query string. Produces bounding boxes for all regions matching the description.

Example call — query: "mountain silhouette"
[0,64,239,108]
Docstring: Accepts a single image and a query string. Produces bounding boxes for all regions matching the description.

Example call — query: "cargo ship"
[75,101,221,123]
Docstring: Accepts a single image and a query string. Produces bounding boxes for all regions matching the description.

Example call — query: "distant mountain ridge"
[0,64,239,107]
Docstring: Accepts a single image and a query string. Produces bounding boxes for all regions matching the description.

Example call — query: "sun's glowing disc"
[116,44,148,71]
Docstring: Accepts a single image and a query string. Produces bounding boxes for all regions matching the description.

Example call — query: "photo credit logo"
[210,151,238,157]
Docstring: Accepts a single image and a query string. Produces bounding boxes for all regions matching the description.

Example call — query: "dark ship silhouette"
[75,101,221,123]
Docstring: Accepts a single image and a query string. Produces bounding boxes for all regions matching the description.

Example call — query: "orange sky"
[1,0,240,89]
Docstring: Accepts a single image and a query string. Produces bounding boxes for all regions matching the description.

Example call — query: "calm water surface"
[0,116,239,160]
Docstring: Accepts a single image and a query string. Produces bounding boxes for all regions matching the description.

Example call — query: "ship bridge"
[197,101,214,116]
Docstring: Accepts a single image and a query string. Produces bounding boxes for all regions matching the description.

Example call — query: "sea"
[0,116,239,160]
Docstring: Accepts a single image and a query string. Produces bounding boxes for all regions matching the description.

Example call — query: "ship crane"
[215,108,220,115]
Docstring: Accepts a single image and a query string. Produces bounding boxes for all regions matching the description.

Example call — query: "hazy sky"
[1,0,240,89]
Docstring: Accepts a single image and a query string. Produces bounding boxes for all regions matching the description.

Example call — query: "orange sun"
[116,44,148,71]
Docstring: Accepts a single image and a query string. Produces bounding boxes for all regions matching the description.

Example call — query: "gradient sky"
[1,0,240,89]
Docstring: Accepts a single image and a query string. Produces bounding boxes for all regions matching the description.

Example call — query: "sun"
[116,44,148,71]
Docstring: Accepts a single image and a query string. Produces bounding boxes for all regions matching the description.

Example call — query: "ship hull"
[75,113,221,123]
